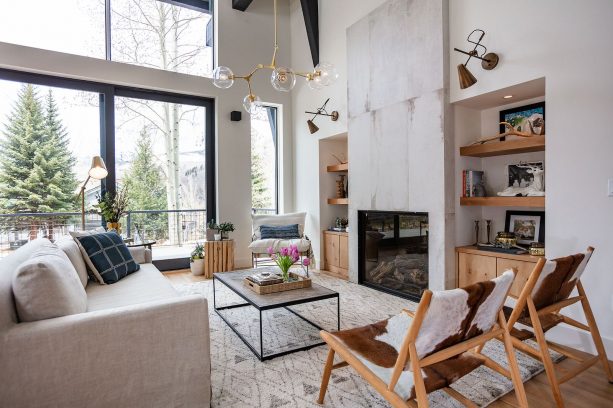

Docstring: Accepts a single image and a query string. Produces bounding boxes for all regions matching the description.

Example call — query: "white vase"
[190,259,205,276]
[214,233,221,241]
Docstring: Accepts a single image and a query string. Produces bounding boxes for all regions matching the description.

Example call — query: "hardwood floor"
[162,270,613,407]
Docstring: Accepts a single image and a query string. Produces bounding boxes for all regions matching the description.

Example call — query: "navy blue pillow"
[76,232,140,284]
[260,224,301,239]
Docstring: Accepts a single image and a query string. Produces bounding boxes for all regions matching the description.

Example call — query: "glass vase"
[280,267,290,282]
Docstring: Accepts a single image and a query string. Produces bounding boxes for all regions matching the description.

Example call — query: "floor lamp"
[80,156,108,230]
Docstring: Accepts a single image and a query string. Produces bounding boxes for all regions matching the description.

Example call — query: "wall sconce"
[305,98,339,134]
[454,29,499,89]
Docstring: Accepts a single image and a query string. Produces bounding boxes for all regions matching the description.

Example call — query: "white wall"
[0,0,293,267]
[451,0,613,354]
[289,0,388,267]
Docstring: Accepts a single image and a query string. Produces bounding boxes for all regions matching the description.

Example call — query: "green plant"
[190,243,204,262]
[97,186,130,223]
[218,222,234,233]
[207,218,219,230]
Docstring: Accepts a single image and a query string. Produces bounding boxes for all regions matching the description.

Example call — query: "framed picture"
[505,210,545,245]
[499,101,545,135]
[507,161,544,188]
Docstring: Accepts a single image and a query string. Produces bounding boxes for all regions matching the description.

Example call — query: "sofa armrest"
[127,246,152,263]
[0,295,211,408]
[144,248,152,263]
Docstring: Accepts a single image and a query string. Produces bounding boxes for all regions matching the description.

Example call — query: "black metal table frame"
[213,275,340,361]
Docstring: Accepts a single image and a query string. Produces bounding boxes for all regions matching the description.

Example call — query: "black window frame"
[0,68,216,223]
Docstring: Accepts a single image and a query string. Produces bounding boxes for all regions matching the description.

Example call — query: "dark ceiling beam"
[300,0,319,67]
[232,0,254,12]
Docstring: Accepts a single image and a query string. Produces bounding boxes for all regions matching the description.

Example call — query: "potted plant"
[268,245,310,282]
[206,219,218,241]
[218,221,235,240]
[190,243,205,276]
[97,187,130,234]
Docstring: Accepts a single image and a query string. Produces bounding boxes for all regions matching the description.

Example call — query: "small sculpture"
[497,163,545,197]
[486,220,492,244]
[474,220,480,246]
[471,119,545,145]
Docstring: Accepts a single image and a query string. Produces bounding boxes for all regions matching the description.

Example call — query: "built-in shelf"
[460,135,545,157]
[327,198,349,205]
[327,163,348,172]
[460,196,545,207]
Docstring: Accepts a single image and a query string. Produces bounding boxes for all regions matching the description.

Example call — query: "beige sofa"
[0,238,211,408]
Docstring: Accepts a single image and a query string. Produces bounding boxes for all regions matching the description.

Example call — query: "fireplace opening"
[358,210,428,301]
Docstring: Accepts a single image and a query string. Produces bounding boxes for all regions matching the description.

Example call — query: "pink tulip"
[267,247,274,255]
[281,247,289,256]
[302,258,311,266]
[290,244,298,251]
[292,255,299,263]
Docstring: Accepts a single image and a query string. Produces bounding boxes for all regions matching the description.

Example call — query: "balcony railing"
[0,209,207,259]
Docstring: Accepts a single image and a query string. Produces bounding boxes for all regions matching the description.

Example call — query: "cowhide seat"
[504,247,613,407]
[317,271,528,408]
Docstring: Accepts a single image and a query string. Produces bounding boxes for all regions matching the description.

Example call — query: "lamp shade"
[457,64,477,89]
[88,156,108,180]
[307,119,319,134]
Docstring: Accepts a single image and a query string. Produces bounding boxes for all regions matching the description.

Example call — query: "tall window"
[251,106,278,214]
[0,70,215,262]
[0,0,213,77]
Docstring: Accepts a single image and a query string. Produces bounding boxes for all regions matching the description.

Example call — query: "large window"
[251,106,278,214]
[0,69,215,263]
[0,0,213,77]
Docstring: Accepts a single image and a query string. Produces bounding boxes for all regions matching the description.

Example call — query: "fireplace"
[358,210,428,301]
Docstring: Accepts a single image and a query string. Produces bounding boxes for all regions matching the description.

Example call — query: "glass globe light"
[314,62,339,87]
[243,94,263,114]
[307,75,324,90]
[271,67,296,92]
[212,66,234,89]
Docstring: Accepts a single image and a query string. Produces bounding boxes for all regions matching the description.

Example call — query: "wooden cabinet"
[456,246,542,298]
[322,231,348,280]
[204,240,234,278]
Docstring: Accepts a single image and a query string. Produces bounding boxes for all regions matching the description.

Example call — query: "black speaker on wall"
[230,111,242,121]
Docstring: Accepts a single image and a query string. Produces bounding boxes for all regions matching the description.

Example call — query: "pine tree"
[0,85,77,214]
[122,127,168,240]
[251,150,272,209]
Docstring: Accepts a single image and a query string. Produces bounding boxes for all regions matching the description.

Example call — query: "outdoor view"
[251,107,278,214]
[0,0,213,259]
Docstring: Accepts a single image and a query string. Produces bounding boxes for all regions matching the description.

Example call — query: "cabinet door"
[497,258,537,298]
[458,253,496,287]
[324,233,340,268]
[339,234,349,270]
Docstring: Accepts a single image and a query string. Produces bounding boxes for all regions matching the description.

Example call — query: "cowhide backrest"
[415,270,514,359]
[528,248,593,312]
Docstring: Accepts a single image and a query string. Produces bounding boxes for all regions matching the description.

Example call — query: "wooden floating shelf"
[460,135,545,157]
[460,196,545,207]
[327,163,348,172]
[327,198,349,205]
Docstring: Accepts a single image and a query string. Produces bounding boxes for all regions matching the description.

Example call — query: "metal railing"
[252,208,277,215]
[0,209,207,258]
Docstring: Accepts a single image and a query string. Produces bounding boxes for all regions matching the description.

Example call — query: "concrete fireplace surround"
[347,0,454,291]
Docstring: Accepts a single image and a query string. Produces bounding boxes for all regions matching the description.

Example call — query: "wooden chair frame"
[317,280,529,408]
[505,251,613,407]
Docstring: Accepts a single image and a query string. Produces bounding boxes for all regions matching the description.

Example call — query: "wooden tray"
[243,272,311,295]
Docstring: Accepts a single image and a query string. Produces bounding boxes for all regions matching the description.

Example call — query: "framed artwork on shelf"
[499,101,545,136]
[505,210,545,246]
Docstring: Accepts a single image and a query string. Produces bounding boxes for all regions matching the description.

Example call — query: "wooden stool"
[204,240,235,278]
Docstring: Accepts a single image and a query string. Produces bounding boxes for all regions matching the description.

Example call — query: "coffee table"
[213,269,340,361]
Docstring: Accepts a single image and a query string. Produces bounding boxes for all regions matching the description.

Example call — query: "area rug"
[175,272,561,408]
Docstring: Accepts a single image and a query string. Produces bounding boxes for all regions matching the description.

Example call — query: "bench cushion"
[249,238,311,254]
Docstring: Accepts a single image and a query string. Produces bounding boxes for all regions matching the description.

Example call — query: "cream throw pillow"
[12,241,87,322]
[57,236,89,287]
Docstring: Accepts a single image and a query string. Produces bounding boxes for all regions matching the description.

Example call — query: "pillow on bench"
[75,232,140,284]
[260,224,301,239]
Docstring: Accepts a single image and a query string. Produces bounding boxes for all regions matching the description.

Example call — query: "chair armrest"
[0,295,211,407]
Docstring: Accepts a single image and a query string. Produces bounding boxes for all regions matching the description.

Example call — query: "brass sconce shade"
[454,29,499,90]
[307,120,319,134]
[457,64,477,89]
[305,98,338,134]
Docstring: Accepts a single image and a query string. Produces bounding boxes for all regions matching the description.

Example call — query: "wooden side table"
[204,240,235,278]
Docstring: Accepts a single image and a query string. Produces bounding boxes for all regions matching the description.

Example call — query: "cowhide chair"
[504,247,613,407]
[317,271,528,408]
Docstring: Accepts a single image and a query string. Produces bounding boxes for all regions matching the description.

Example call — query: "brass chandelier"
[212,0,338,114]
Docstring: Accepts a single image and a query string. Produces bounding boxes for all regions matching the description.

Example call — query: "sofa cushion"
[260,224,300,239]
[76,232,140,284]
[68,227,106,238]
[86,263,178,311]
[252,212,306,240]
[56,236,89,287]
[12,240,87,322]
[249,238,311,254]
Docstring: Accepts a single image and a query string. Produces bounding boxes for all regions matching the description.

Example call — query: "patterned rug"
[176,272,561,408]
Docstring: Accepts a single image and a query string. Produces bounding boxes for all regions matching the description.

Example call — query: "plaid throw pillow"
[76,232,140,284]
[259,224,301,239]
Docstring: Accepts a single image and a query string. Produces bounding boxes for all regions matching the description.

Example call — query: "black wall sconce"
[305,98,339,134]
[454,29,499,89]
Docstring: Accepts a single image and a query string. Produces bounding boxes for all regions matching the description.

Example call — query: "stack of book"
[245,272,283,286]
[462,170,484,197]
